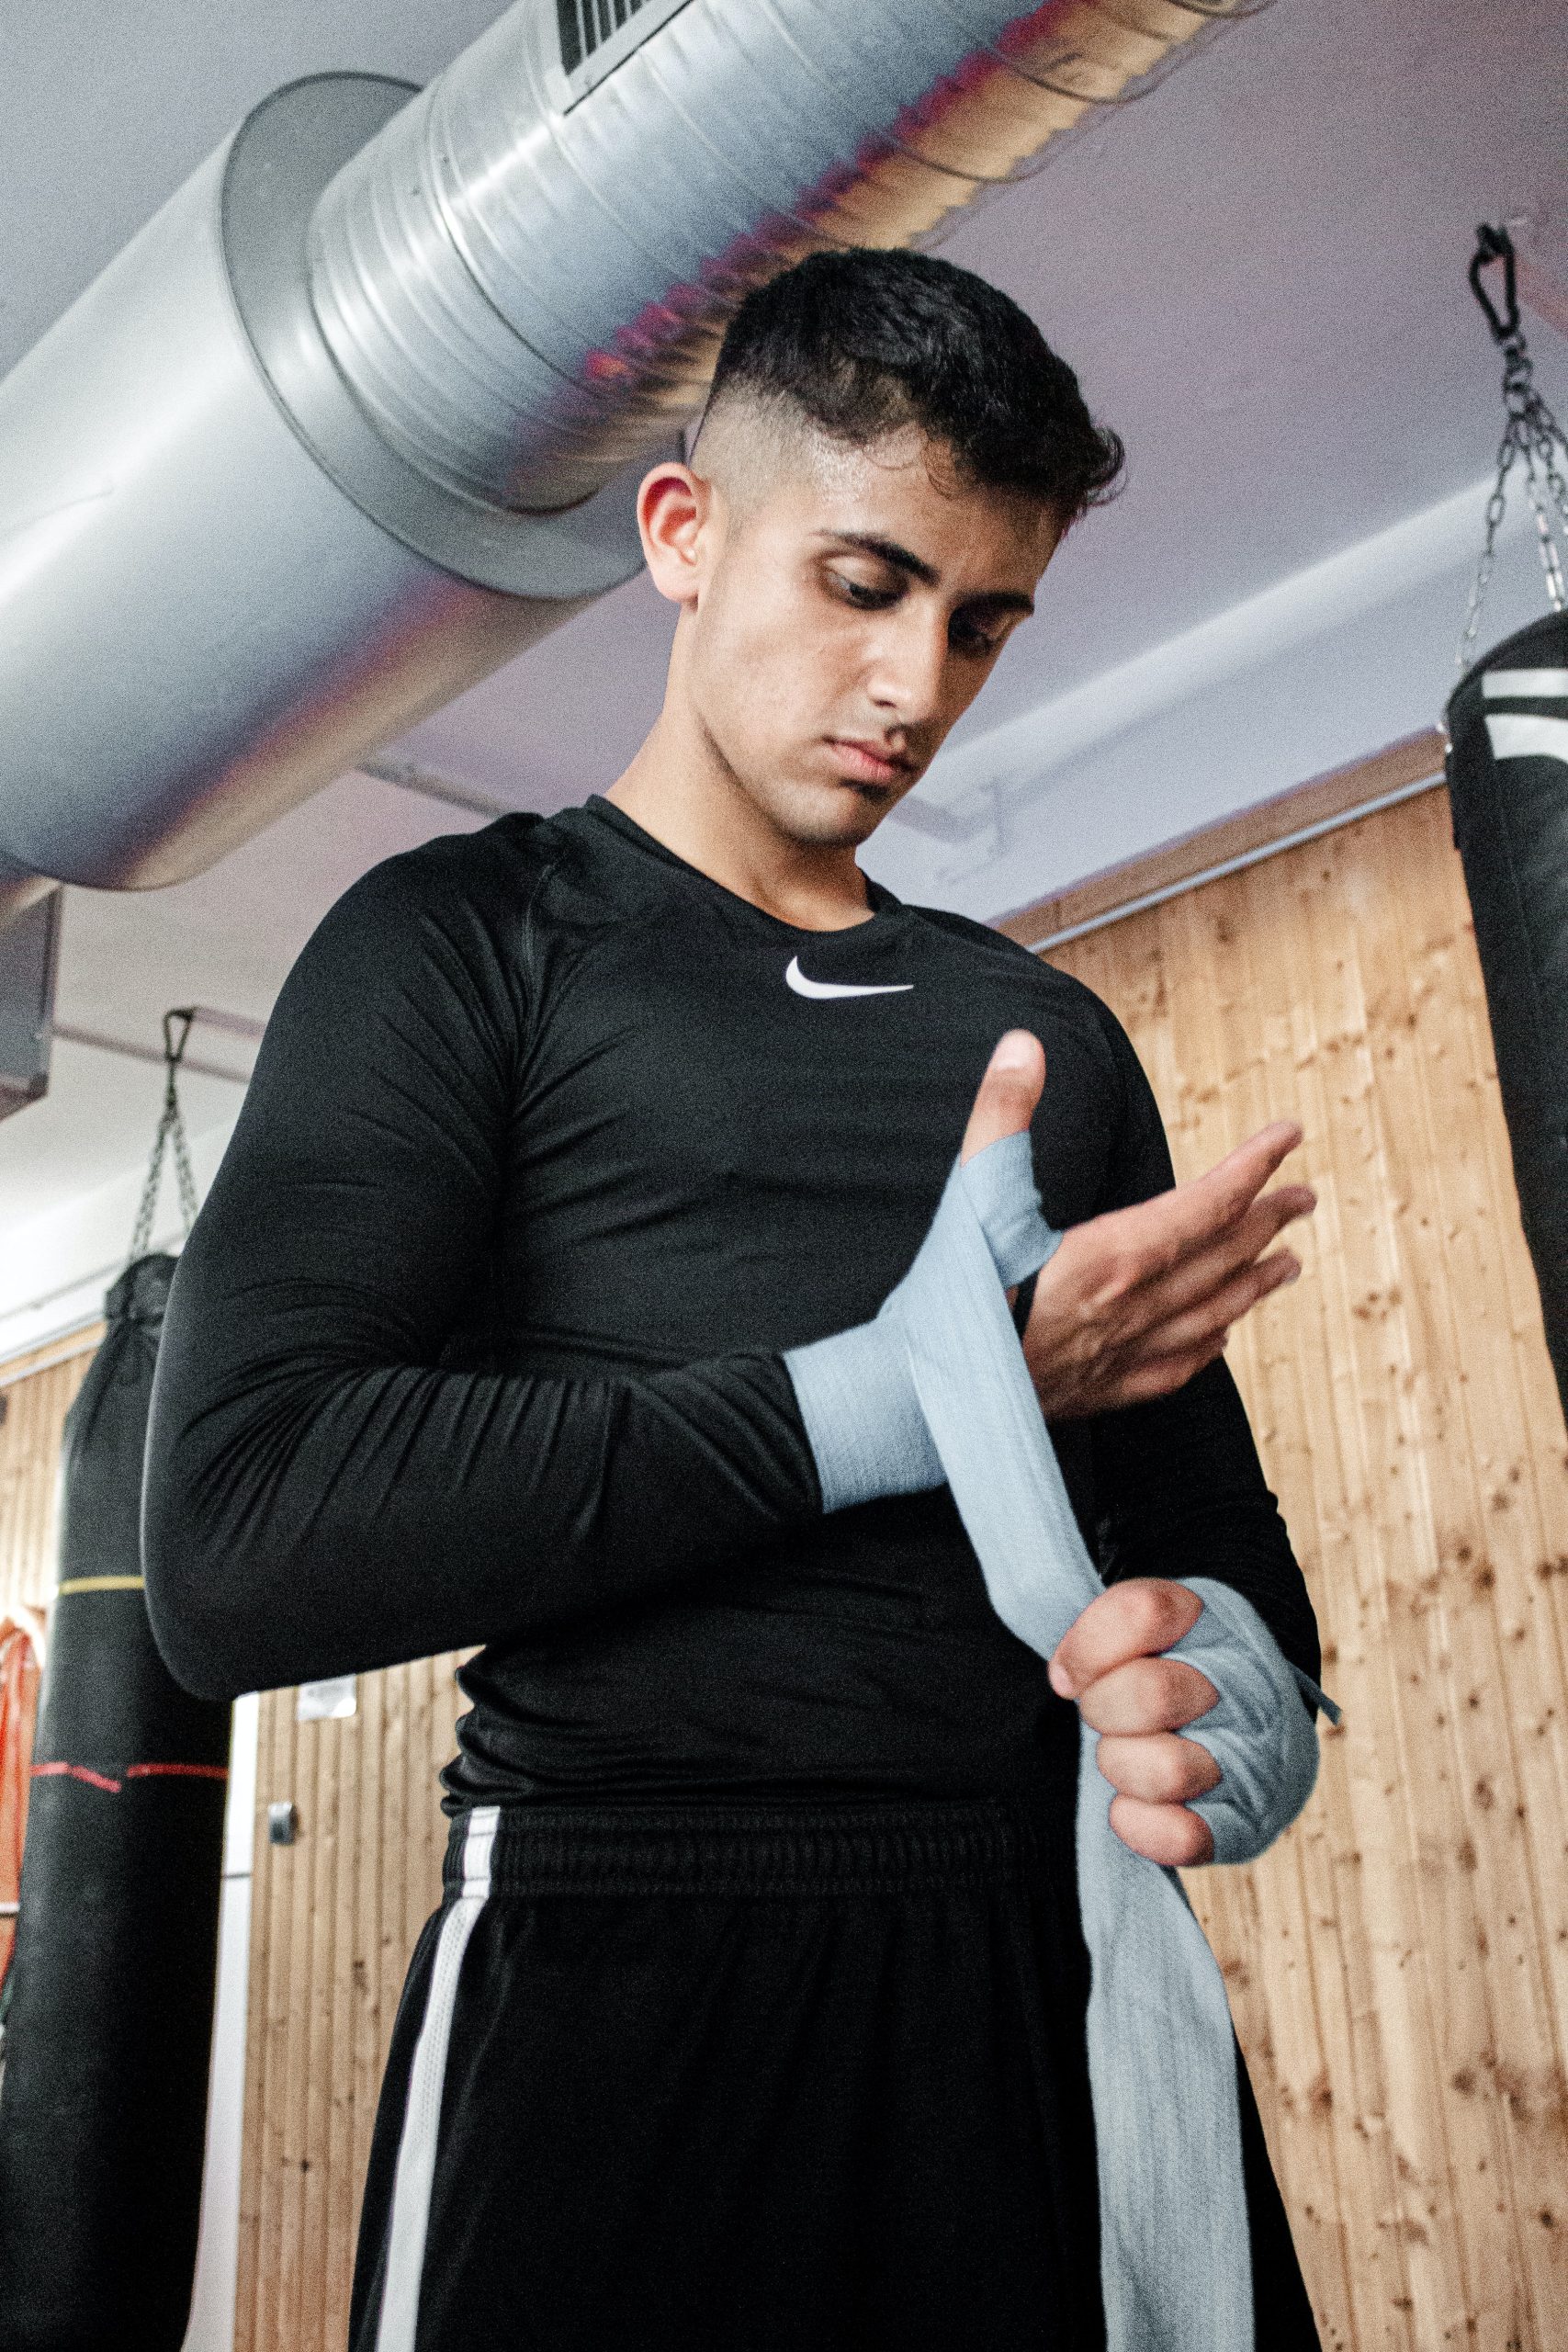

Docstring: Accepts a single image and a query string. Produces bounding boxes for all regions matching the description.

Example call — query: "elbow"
[141,1522,261,1704]
[141,1454,277,1704]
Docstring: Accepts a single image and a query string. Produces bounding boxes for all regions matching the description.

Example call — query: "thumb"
[961,1030,1045,1165]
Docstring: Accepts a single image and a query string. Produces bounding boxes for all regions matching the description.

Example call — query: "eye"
[825,569,900,611]
[950,614,1006,656]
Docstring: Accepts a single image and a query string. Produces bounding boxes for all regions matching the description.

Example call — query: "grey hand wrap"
[785,1129,1339,2351]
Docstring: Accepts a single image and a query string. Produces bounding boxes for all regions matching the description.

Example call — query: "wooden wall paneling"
[1348,805,1551,2346]
[1226,816,1492,2340]
[1049,788,1568,2347]
[0,1331,99,1620]
[1375,808,1568,2313]
[1069,875,1420,2346]
[1172,877,1371,2338]
[1347,810,1516,2339]
[236,1655,463,2352]
[1258,848,1429,2352]
[1260,825,1468,2345]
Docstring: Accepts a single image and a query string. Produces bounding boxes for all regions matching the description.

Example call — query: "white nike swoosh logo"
[784,954,915,1000]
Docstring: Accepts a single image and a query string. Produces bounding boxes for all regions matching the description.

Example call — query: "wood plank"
[325,1688,363,2337]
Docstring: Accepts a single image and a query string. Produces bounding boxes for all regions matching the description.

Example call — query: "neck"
[605,700,876,934]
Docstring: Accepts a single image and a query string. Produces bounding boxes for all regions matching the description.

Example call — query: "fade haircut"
[698,247,1125,527]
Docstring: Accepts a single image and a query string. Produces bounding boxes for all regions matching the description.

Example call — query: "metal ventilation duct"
[0,0,1256,914]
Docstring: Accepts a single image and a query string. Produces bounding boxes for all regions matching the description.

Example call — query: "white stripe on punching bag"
[1484,713,1568,768]
[374,1804,500,2352]
[1483,670,1568,699]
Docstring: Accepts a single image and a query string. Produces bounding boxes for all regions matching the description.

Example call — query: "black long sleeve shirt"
[142,793,1320,1812]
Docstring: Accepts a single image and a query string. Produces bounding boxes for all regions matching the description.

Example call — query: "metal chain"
[1456,231,1568,676]
[127,1009,200,1263]
[1454,433,1517,680]
[1524,446,1567,611]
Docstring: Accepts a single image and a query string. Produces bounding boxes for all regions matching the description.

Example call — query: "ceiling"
[2,0,1566,1354]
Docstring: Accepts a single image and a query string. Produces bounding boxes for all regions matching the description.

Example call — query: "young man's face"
[642,410,1065,851]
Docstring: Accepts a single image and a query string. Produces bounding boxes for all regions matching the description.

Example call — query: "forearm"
[143,1281,818,1701]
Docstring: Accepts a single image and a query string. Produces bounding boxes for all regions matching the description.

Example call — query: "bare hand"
[1049,1577,1221,1865]
[961,1030,1314,1419]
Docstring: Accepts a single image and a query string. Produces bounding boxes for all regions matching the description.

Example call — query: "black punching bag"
[1445,608,1568,1419]
[0,1256,232,2349]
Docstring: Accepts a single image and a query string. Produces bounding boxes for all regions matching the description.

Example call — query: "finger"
[1134,1187,1314,1324]
[1125,1123,1306,1275]
[1108,1793,1215,1867]
[1049,1577,1202,1699]
[1094,1729,1221,1805]
[960,1031,1045,1165]
[1134,1245,1302,1363]
[1071,1653,1219,1736]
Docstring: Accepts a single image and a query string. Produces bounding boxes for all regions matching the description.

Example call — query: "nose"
[864,607,949,729]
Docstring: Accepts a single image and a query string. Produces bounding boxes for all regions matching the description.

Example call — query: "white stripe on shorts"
[374,1804,500,2352]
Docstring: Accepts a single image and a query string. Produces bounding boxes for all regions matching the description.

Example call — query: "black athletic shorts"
[348,1794,1321,2351]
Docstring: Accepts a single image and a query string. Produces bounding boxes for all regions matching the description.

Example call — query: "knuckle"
[1097,1249,1139,1306]
[1130,1579,1172,1650]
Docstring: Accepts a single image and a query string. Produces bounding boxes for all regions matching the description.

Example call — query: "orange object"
[0,1615,42,1989]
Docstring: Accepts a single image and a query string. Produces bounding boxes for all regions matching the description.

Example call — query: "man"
[144,247,1323,2348]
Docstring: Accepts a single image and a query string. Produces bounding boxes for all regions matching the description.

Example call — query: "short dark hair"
[702,247,1124,526]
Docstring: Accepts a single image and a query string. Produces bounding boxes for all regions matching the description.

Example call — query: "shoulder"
[903,897,1134,1080]
[291,811,568,988]
[266,814,569,1077]
[327,810,559,931]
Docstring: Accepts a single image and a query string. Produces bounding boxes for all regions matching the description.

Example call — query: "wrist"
[783,1313,942,1512]
[784,1129,1063,1518]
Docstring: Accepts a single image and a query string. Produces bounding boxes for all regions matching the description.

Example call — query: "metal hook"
[162,1007,196,1070]
[1469,222,1519,345]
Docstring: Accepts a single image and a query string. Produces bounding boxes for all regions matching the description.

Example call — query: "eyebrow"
[814,531,1035,616]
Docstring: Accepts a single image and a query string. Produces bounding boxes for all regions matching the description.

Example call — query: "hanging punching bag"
[0,1254,232,2350]
[1445,609,1568,1421]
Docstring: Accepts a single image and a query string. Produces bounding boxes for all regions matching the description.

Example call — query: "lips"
[827,738,912,786]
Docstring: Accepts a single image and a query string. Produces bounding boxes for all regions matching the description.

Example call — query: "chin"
[786,778,894,846]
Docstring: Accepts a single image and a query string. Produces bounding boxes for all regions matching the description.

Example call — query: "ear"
[637,459,717,612]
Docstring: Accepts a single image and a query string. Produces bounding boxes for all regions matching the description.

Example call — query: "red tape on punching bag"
[1445,609,1568,1421]
[0,1255,232,2350]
